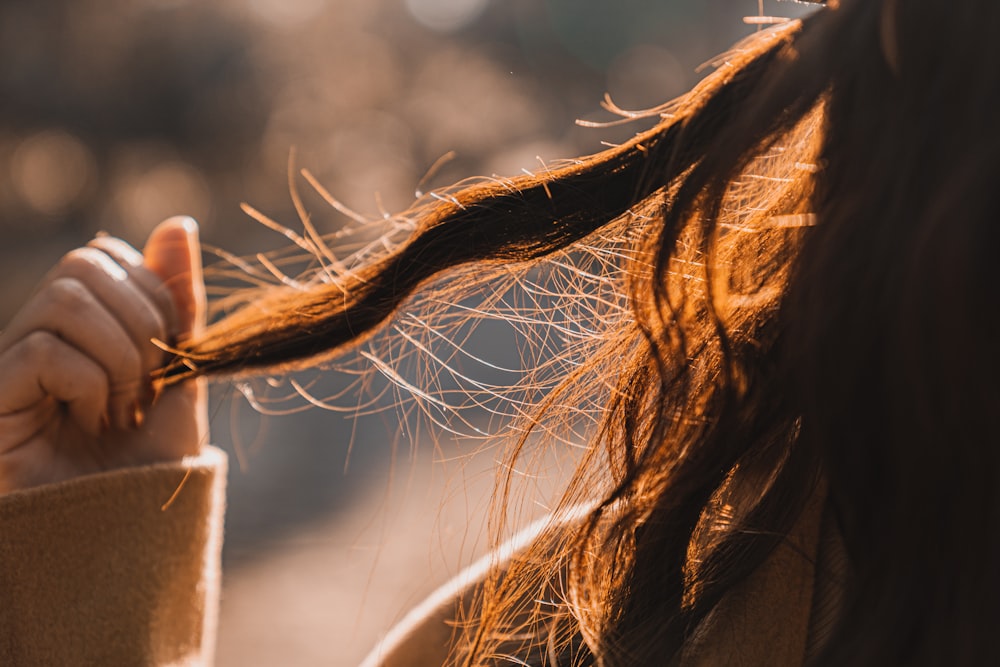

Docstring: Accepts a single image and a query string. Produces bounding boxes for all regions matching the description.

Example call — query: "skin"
[0,217,208,493]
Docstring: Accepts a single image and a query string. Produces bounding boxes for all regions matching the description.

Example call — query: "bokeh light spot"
[245,0,328,28]
[405,0,489,32]
[114,160,210,236]
[11,129,95,215]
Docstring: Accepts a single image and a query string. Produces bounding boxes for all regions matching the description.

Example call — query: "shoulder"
[359,504,593,667]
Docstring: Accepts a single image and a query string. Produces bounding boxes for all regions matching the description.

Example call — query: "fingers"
[143,217,205,339]
[0,276,146,430]
[0,218,204,434]
[87,235,178,338]
[0,332,109,436]
[54,246,169,373]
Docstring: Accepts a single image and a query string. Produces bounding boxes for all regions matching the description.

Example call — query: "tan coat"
[0,447,226,666]
[363,483,845,666]
[0,447,842,666]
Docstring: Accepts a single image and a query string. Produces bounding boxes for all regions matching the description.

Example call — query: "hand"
[0,217,207,493]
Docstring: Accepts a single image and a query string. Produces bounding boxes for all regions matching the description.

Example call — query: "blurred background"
[0,0,815,663]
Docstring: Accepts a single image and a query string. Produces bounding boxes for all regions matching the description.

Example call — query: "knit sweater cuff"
[0,446,227,666]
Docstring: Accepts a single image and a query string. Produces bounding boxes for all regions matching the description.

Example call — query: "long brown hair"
[163,1,1000,664]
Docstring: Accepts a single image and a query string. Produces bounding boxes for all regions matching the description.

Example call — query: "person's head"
[164,1,1000,663]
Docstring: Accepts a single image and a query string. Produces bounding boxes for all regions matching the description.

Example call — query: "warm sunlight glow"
[11,130,95,216]
[404,0,489,32]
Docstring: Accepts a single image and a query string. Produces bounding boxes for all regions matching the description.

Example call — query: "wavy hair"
[162,1,1000,664]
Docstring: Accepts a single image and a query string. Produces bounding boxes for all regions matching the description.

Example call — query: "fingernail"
[95,230,109,238]
[131,401,145,429]
[173,216,198,234]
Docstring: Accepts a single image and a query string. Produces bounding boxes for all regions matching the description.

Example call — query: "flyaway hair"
[162,0,1000,664]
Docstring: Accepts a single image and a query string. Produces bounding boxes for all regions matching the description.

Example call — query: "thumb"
[143,216,205,339]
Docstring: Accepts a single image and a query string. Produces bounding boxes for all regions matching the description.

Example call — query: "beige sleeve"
[0,446,227,667]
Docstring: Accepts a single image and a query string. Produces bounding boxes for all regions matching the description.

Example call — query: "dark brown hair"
[163,1,1000,664]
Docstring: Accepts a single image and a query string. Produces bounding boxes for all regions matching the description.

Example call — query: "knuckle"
[59,247,127,283]
[20,330,60,361]
[44,277,91,311]
[58,247,104,275]
[95,237,143,267]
